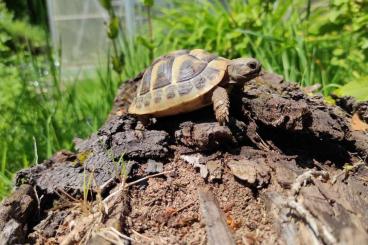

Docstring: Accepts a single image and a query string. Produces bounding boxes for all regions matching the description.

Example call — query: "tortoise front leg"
[212,86,230,125]
[135,115,155,139]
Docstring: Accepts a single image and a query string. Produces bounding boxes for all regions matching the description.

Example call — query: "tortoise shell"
[128,49,229,117]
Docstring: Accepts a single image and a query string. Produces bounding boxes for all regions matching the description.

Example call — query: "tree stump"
[1,72,367,244]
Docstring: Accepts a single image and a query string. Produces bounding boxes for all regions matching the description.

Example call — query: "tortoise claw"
[134,129,145,140]
[134,120,146,140]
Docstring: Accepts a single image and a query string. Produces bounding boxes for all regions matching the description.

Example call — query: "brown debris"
[227,158,270,188]
[198,190,235,245]
[0,184,37,244]
[351,113,368,131]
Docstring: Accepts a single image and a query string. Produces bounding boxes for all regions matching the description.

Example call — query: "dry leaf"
[164,207,177,215]
[351,113,368,131]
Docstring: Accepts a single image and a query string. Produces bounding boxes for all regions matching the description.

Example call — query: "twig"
[33,186,43,220]
[131,228,152,241]
[92,176,109,216]
[110,227,134,241]
[285,170,338,244]
[144,194,164,206]
[97,231,126,244]
[100,177,117,193]
[291,170,329,196]
[55,188,79,202]
[198,190,235,245]
[172,200,196,215]
[102,176,128,206]
[286,198,337,244]
[60,212,100,245]
[104,170,173,204]
[125,170,174,188]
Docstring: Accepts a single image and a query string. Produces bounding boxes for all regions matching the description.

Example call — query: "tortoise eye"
[247,61,258,70]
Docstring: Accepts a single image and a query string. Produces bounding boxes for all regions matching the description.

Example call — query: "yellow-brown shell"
[128,49,229,117]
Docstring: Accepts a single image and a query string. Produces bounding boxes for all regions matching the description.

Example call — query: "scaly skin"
[212,86,230,125]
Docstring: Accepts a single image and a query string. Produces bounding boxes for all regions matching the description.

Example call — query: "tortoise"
[128,49,261,125]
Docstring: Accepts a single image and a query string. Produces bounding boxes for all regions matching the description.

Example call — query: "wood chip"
[351,113,368,131]
[198,190,235,245]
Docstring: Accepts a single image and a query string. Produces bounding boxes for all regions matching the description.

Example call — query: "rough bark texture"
[1,72,367,245]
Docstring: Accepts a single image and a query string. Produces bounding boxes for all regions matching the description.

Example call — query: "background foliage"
[0,2,117,198]
[0,0,367,198]
[153,0,368,95]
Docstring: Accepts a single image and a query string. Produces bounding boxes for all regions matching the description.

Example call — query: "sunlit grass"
[154,0,367,95]
[0,50,118,199]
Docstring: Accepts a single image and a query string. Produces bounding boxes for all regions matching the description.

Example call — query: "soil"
[1,72,368,245]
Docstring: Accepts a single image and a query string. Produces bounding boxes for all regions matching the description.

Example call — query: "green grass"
[107,0,367,94]
[152,0,367,95]
[0,2,119,198]
[0,49,118,199]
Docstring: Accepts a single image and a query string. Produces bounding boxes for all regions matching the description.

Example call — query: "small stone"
[228,160,257,184]
[206,160,223,182]
[145,159,164,173]
[199,165,209,178]
[180,154,202,167]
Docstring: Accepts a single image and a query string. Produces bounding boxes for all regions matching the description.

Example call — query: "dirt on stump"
[1,72,368,245]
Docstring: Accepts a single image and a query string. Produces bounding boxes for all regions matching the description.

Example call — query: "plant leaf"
[143,0,154,7]
[107,17,119,39]
[335,76,368,101]
[99,0,112,11]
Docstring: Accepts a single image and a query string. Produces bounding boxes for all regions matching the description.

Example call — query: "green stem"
[147,6,154,61]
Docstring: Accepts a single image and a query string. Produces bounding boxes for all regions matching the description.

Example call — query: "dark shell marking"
[178,57,207,82]
[166,85,176,99]
[201,67,220,81]
[192,75,207,90]
[152,56,175,90]
[143,94,151,107]
[154,89,163,103]
[200,54,217,63]
[178,82,193,95]
[136,97,143,109]
[140,67,152,95]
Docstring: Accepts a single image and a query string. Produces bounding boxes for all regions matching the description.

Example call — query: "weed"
[82,166,94,213]
[151,0,368,95]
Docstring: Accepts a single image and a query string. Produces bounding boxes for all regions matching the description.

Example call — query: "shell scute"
[154,89,163,103]
[140,68,152,95]
[166,85,176,99]
[178,82,193,96]
[135,96,143,109]
[190,49,217,63]
[177,56,207,82]
[152,56,174,90]
[202,67,220,81]
[192,75,207,90]
[143,94,151,107]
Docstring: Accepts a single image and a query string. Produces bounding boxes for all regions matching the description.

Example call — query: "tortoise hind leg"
[212,86,230,125]
[135,116,156,139]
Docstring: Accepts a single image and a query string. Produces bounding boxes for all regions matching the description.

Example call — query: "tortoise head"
[228,58,261,83]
